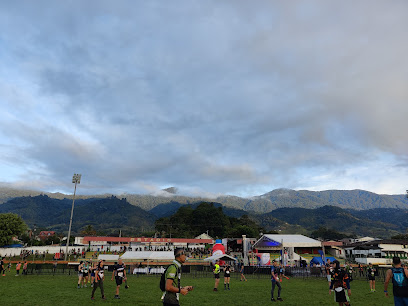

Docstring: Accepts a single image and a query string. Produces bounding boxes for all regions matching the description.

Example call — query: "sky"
[0,0,408,197]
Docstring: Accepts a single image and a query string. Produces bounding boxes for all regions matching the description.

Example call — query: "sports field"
[1,273,395,305]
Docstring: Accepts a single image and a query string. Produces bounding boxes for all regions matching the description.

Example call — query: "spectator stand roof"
[253,234,322,252]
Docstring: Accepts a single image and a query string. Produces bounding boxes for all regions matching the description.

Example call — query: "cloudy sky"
[1,0,407,197]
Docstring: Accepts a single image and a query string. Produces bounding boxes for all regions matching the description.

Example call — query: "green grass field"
[0,272,396,305]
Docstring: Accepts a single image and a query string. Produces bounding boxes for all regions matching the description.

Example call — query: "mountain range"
[1,187,407,213]
[0,187,407,238]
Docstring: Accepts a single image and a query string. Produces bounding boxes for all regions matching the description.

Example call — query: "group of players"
[77,258,128,300]
[0,257,28,276]
[325,257,408,306]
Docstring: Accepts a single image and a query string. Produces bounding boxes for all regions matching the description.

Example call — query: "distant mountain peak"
[163,187,178,194]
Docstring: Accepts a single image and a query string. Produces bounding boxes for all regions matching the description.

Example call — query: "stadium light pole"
[65,173,81,261]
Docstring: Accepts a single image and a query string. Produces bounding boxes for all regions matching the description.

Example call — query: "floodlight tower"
[65,173,81,261]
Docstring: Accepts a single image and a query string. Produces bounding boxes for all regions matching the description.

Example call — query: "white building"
[344,239,408,264]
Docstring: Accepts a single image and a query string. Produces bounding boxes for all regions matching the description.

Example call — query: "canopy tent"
[253,234,322,251]
[120,251,174,261]
[204,253,238,262]
[98,254,120,261]
[310,256,336,265]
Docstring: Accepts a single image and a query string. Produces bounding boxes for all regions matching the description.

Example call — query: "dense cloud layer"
[0,1,407,196]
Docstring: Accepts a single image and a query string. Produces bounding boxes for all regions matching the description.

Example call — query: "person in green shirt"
[213,260,221,291]
[162,248,193,306]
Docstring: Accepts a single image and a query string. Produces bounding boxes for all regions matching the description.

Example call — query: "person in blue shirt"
[271,261,283,302]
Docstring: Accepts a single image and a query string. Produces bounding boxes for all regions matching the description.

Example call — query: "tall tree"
[0,213,27,246]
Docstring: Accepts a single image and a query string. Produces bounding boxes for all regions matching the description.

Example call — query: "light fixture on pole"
[65,173,81,261]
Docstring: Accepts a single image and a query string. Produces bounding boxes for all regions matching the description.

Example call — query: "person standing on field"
[384,257,408,306]
[91,260,106,300]
[329,260,351,306]
[213,260,221,291]
[15,262,21,276]
[240,261,247,282]
[367,263,377,292]
[271,261,283,302]
[112,259,127,299]
[162,248,193,306]
[22,261,28,275]
[223,264,231,290]
[0,257,5,276]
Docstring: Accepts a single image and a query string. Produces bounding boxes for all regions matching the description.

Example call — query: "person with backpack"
[161,248,193,306]
[329,260,351,306]
[384,257,408,305]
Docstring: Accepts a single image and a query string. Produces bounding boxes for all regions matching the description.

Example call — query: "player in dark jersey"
[329,261,351,306]
[91,260,106,300]
[112,259,127,299]
[82,261,89,287]
[77,261,84,288]
[223,265,231,290]
[367,263,377,292]
[89,260,96,287]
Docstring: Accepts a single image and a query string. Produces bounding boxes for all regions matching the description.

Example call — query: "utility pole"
[65,174,81,261]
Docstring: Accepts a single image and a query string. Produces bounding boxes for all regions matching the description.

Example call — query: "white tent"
[120,251,174,261]
[204,253,237,262]
[98,254,120,261]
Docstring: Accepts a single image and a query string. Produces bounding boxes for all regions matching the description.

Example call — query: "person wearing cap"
[91,259,106,300]
[162,248,193,306]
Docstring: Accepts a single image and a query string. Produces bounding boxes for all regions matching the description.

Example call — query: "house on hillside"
[38,231,56,241]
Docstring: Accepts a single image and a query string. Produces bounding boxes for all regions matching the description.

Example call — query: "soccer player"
[213,260,221,291]
[329,260,351,306]
[271,261,283,302]
[384,257,408,305]
[367,263,377,292]
[91,260,106,300]
[90,260,96,287]
[223,264,231,290]
[112,259,127,299]
[77,261,84,288]
[82,261,89,287]
[162,248,193,306]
